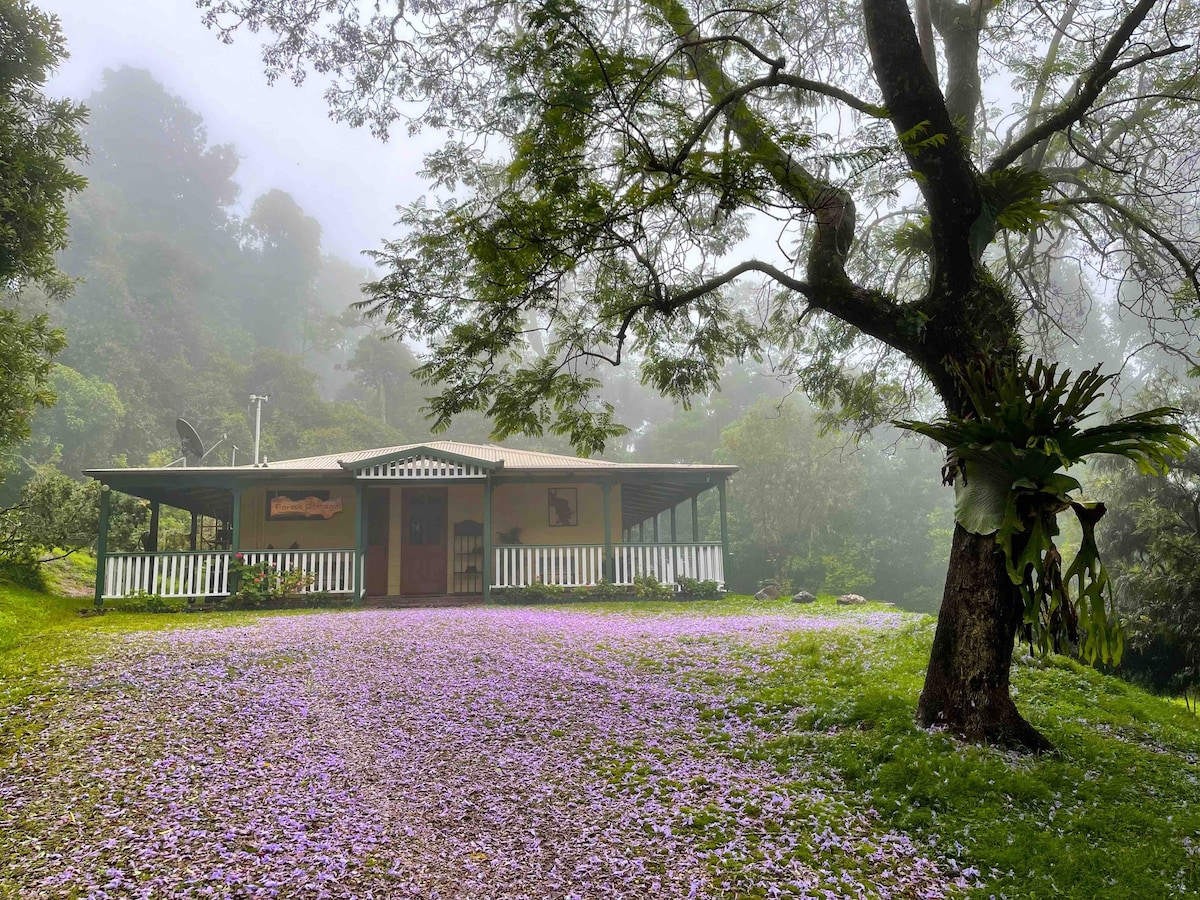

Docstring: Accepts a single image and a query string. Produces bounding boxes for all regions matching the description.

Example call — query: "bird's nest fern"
[896,356,1195,664]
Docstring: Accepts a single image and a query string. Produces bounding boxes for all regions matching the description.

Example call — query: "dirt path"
[1,607,961,898]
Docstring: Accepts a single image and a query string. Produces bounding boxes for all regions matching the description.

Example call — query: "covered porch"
[85,442,734,605]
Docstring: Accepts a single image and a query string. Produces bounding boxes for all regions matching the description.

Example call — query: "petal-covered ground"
[2,606,970,899]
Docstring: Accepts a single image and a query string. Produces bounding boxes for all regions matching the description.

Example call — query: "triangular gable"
[341,445,501,480]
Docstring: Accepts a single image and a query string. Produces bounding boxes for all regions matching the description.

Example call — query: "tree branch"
[863,0,981,289]
[1054,194,1200,300]
[989,0,1168,173]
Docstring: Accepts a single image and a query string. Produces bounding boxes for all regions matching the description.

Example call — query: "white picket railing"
[491,542,724,589]
[492,544,607,588]
[614,542,724,585]
[102,548,357,599]
[236,549,356,594]
[103,551,231,599]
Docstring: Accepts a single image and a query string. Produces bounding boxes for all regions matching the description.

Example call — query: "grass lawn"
[2,583,1198,898]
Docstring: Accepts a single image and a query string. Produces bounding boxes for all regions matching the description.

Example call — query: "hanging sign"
[269,495,344,520]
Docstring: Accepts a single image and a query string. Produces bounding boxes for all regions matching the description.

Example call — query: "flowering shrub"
[632,574,673,601]
[675,577,723,601]
[228,554,315,607]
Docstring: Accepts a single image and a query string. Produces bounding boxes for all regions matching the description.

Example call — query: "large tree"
[200,0,1200,748]
[0,0,86,462]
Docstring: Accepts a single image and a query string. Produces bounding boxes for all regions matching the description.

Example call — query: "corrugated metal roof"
[267,440,728,472]
[84,441,737,478]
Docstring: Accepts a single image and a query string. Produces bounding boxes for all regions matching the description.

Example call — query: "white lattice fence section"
[354,455,488,479]
[237,549,356,594]
[492,544,606,588]
[104,552,231,599]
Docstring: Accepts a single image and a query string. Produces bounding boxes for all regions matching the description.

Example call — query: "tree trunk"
[917,523,1053,752]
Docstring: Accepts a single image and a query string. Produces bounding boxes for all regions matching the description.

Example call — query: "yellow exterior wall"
[491,482,622,546]
[238,483,357,550]
[382,484,488,594]
[238,478,624,593]
[446,484,485,588]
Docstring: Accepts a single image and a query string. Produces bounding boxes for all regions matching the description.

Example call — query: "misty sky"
[42,0,439,264]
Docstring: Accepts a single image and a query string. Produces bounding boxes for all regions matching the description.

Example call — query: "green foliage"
[719,397,862,590]
[229,554,316,606]
[0,309,65,457]
[493,581,570,604]
[728,615,1200,900]
[674,577,723,601]
[493,578,683,604]
[1,469,147,564]
[632,574,673,601]
[0,555,44,590]
[0,0,88,297]
[23,365,124,476]
[1097,377,1200,699]
[897,357,1196,665]
[895,119,948,157]
[980,166,1052,233]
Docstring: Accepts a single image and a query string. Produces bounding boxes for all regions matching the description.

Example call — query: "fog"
[42,0,435,263]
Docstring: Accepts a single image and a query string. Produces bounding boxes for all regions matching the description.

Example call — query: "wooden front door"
[364,488,390,597]
[401,489,447,595]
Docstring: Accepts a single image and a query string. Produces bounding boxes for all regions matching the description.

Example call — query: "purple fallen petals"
[2,607,962,898]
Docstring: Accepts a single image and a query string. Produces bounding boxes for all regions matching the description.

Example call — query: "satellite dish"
[176,418,206,464]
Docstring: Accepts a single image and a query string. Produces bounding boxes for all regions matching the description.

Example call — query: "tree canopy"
[199,0,1200,749]
[0,0,86,464]
[200,0,1198,440]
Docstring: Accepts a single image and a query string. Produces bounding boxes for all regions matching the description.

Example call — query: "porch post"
[229,485,243,597]
[148,501,160,552]
[652,513,659,542]
[718,477,729,583]
[230,486,242,551]
[669,503,678,582]
[93,485,111,609]
[482,477,493,602]
[638,520,644,542]
[691,493,700,541]
[354,481,365,603]
[188,511,198,552]
[602,482,613,582]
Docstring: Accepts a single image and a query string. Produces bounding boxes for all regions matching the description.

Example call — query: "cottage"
[85,441,735,605]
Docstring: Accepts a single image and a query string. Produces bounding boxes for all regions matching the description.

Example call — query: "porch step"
[363,594,485,609]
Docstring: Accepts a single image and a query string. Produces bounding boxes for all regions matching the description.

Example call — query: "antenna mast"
[250,394,269,464]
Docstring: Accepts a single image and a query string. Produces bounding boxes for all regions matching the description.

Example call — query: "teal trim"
[482,477,493,603]
[230,486,243,551]
[718,478,729,580]
[602,482,613,582]
[492,470,733,486]
[228,485,243,596]
[354,482,365,603]
[94,486,111,608]
[104,549,355,558]
[148,501,160,552]
[493,542,714,549]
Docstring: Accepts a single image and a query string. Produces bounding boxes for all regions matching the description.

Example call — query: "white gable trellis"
[348,452,493,480]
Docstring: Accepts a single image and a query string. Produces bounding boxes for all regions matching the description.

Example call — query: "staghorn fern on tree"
[896,357,1196,666]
